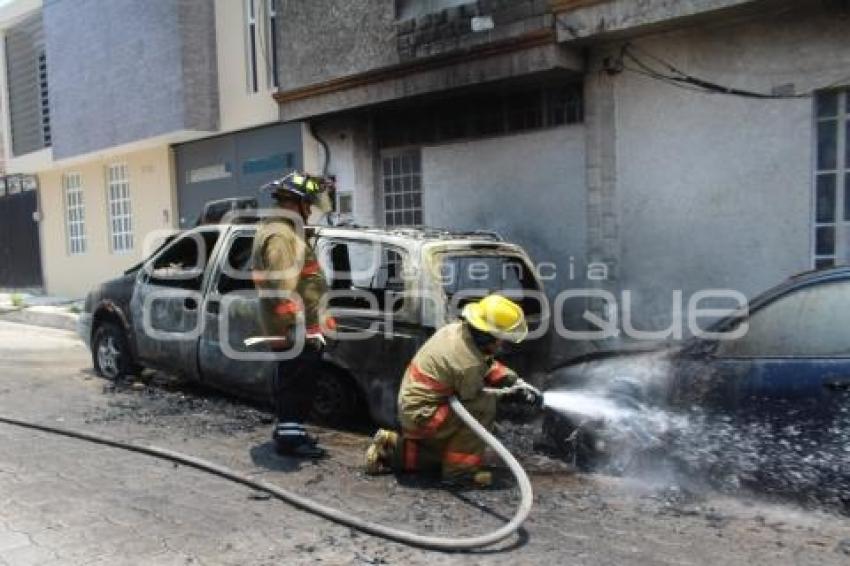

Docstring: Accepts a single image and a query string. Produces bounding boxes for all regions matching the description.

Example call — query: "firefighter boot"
[365,429,398,475]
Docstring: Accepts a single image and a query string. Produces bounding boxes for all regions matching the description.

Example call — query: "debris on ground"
[85,371,272,436]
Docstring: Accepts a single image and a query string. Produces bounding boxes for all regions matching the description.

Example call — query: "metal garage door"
[0,178,43,288]
[174,123,304,229]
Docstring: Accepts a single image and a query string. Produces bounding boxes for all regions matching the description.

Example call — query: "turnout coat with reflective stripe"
[398,321,518,434]
[251,218,328,338]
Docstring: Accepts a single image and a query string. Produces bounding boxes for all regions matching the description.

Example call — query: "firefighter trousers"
[392,394,497,479]
[272,349,321,447]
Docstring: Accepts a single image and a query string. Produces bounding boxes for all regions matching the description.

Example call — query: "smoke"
[542,386,850,513]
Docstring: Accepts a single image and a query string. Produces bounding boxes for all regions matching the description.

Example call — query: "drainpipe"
[308,120,330,177]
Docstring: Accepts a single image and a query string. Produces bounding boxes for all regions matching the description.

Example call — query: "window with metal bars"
[375,82,583,149]
[813,90,850,269]
[107,164,134,253]
[64,173,86,255]
[380,149,422,227]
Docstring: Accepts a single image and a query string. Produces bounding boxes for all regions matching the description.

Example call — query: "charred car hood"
[547,348,677,399]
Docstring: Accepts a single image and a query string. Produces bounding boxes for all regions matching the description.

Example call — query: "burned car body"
[79,224,550,428]
[544,267,850,481]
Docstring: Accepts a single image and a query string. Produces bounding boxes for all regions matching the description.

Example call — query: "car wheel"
[92,322,135,381]
[310,366,361,426]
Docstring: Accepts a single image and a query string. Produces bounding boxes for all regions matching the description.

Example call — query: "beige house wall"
[38,145,176,298]
[214,0,279,133]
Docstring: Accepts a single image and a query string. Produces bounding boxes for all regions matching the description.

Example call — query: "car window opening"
[149,231,220,289]
[440,254,541,317]
[324,241,407,313]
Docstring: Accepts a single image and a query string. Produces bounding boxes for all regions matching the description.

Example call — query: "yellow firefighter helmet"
[461,294,528,344]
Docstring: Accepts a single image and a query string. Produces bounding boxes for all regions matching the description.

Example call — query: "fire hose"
[0,395,533,551]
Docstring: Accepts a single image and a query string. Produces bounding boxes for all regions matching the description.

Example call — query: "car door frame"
[316,235,428,426]
[130,227,224,380]
[197,225,277,401]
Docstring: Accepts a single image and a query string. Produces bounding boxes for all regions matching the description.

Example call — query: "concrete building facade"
[559,0,850,338]
[275,0,588,310]
[273,0,850,354]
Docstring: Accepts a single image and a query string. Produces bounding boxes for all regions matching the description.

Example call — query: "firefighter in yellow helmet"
[364,294,542,487]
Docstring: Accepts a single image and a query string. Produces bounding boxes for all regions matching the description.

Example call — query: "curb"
[0,308,80,332]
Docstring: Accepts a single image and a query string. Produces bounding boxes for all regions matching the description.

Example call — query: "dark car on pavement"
[544,267,850,479]
[79,222,550,428]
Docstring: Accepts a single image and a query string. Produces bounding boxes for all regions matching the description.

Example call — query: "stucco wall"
[601,5,850,330]
[43,0,218,159]
[277,0,398,91]
[38,146,176,298]
[422,126,587,299]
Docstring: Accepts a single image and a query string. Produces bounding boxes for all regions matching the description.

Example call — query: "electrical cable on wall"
[612,43,850,100]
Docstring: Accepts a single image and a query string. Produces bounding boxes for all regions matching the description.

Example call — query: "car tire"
[310,365,362,426]
[92,322,136,381]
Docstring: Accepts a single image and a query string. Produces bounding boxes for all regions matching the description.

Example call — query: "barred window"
[813,90,850,269]
[63,173,86,255]
[381,149,422,227]
[107,163,133,253]
[376,82,583,148]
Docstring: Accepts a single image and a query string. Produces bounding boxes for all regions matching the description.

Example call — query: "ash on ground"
[85,371,272,436]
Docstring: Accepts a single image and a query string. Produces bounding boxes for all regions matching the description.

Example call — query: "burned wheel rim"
[311,372,355,425]
[96,334,121,380]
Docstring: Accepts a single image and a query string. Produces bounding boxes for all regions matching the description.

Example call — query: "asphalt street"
[0,320,848,565]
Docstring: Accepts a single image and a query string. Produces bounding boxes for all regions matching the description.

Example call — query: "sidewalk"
[0,292,82,332]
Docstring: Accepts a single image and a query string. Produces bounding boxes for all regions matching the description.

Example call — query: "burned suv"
[79,223,549,427]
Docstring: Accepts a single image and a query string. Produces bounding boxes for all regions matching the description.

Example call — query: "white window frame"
[106,163,134,253]
[244,0,259,93]
[813,89,850,269]
[63,172,86,255]
[266,0,279,89]
[380,148,423,227]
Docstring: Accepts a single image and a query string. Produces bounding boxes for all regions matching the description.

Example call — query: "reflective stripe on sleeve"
[484,361,508,386]
[409,363,453,395]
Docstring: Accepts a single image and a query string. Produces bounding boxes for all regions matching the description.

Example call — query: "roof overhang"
[274,29,584,122]
[553,0,785,43]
